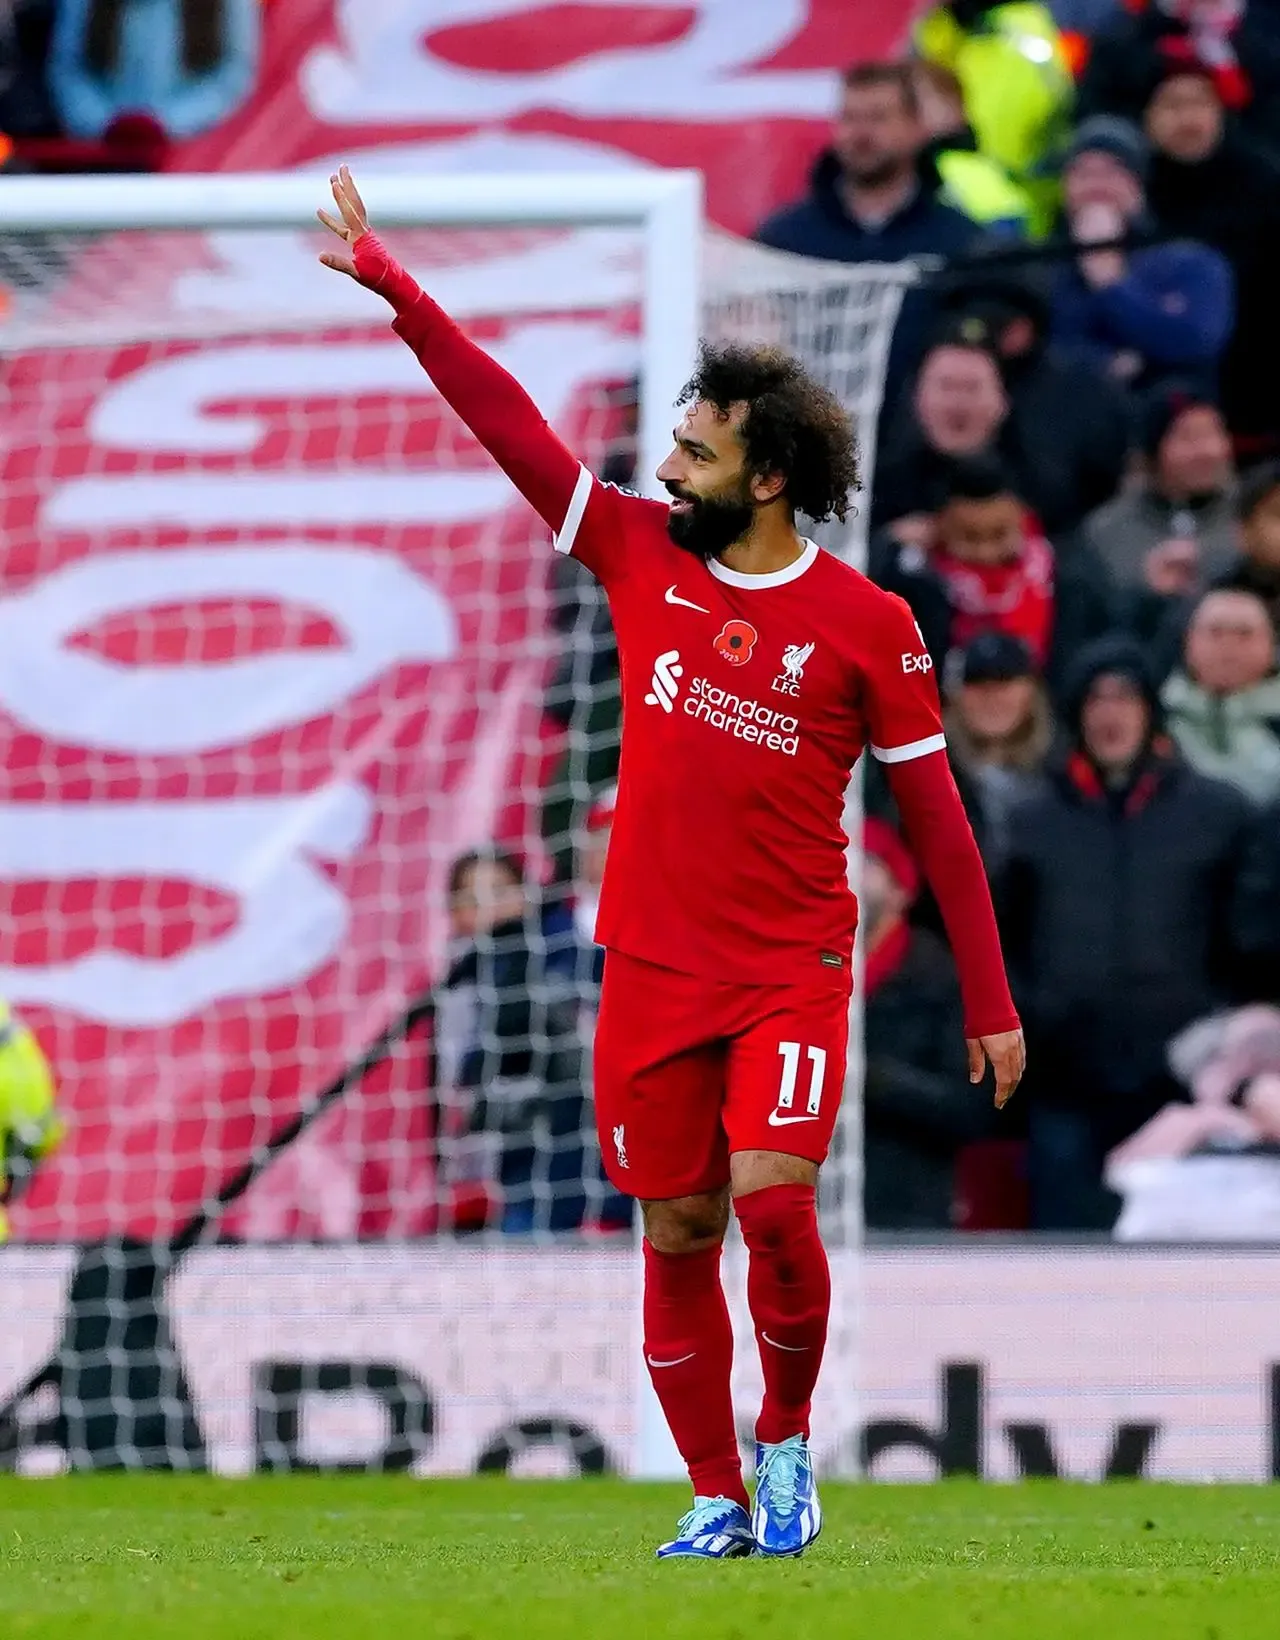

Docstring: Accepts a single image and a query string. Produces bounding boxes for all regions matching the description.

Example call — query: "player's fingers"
[993,1048,1024,1110]
[317,207,348,240]
[330,173,362,235]
[319,252,357,279]
[966,1039,985,1086]
[340,164,369,228]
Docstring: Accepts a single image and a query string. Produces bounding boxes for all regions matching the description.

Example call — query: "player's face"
[936,494,1025,565]
[656,401,762,560]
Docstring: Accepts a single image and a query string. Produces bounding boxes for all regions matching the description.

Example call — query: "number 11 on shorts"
[776,1040,826,1116]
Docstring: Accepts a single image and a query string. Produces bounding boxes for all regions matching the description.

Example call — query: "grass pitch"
[3,1476,1280,1639]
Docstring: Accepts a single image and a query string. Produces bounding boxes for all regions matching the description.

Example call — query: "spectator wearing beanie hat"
[997,633,1254,1228]
[1082,382,1238,601]
[860,817,991,1230]
[1049,113,1235,397]
[1143,63,1280,455]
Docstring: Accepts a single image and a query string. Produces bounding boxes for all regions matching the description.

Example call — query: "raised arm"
[318,166,584,540]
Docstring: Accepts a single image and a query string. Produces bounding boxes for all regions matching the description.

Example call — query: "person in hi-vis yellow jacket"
[914,1,1075,238]
[0,1000,63,1242]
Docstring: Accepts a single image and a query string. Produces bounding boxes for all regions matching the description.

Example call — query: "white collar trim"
[707,539,820,589]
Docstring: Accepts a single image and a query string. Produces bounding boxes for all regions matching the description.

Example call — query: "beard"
[665,482,755,560]
[843,153,906,190]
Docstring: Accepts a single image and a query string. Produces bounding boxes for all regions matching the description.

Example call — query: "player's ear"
[751,469,787,506]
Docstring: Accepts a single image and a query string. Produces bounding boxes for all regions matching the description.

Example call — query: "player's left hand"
[317,164,371,279]
[967,1028,1025,1110]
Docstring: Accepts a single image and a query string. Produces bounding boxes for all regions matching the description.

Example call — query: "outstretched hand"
[317,164,371,279]
[967,1028,1025,1110]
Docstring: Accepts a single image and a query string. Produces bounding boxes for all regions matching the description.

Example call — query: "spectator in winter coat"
[1217,459,1280,634]
[913,1,1076,236]
[874,325,1115,538]
[1163,587,1280,801]
[942,631,1053,873]
[936,254,1133,529]
[1079,0,1280,160]
[439,849,595,1234]
[998,636,1254,1228]
[873,456,1116,703]
[1144,65,1280,455]
[1049,115,1234,396]
[1082,384,1238,655]
[861,819,990,1230]
[1236,796,1280,1003]
[756,62,982,412]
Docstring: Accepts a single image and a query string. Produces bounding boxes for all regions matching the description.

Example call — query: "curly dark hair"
[676,342,860,524]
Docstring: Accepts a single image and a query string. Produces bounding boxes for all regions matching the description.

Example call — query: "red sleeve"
[351,231,632,583]
[863,594,947,767]
[887,753,1020,1039]
[862,593,1017,1038]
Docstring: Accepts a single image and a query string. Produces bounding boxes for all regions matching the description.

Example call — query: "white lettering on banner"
[7,1246,1280,1480]
[88,324,641,456]
[46,472,511,532]
[180,218,643,325]
[0,785,371,1025]
[305,0,831,125]
[0,545,456,752]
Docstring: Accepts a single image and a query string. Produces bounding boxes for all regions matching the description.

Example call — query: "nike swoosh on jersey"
[647,1351,696,1369]
[766,1110,819,1127]
[664,585,711,614]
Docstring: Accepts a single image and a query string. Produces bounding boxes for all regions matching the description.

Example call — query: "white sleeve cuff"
[553,463,594,556]
[871,732,947,765]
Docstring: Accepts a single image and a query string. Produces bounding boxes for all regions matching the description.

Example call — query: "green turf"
[3,1476,1280,1639]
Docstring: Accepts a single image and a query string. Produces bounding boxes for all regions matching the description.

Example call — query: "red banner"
[2,1,917,1242]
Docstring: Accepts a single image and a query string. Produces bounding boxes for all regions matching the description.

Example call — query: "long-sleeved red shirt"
[352,232,1018,1037]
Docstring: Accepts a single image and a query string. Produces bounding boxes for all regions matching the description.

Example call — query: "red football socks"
[734,1182,830,1445]
[642,1239,747,1507]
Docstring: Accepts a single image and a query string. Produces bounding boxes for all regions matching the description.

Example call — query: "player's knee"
[642,1192,729,1255]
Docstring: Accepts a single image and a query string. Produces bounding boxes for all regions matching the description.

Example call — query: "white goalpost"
[0,170,914,1478]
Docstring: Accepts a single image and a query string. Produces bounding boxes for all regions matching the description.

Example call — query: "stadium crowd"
[535,1,1280,1240]
[4,2,1280,1240]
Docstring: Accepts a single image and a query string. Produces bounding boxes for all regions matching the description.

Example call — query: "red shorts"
[592,948,851,1200]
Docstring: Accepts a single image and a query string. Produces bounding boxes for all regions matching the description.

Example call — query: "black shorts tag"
[820,952,844,969]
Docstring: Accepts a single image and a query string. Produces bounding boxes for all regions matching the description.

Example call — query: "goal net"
[0,173,913,1476]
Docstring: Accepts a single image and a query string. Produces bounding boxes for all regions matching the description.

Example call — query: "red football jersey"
[556,465,946,987]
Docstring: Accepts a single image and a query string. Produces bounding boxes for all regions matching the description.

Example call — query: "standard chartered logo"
[644,649,684,713]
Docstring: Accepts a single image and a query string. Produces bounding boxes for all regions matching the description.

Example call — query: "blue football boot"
[752,1436,821,1557]
[655,1495,755,1559]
